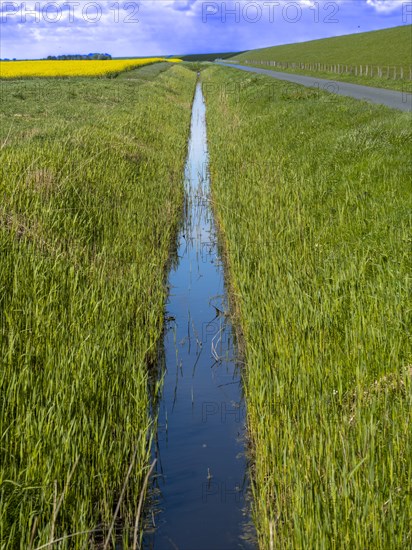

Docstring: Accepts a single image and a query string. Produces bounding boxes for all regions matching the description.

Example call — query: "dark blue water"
[145,83,255,550]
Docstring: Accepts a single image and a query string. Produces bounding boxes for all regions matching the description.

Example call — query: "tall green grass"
[203,66,411,548]
[0,64,196,548]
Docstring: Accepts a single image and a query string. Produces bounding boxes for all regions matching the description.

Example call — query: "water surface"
[145,82,255,550]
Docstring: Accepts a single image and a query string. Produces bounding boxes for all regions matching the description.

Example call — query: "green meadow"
[0,63,196,548]
[1,30,411,549]
[203,64,411,549]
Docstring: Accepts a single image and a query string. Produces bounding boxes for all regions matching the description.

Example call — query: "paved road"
[216,62,412,113]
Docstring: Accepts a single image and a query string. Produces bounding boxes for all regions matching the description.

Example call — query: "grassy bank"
[0,63,196,548]
[203,65,411,549]
[232,25,412,91]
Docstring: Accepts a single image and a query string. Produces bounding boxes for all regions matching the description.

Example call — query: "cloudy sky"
[0,0,410,59]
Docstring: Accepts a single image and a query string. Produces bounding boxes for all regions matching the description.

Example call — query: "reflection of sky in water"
[146,83,256,550]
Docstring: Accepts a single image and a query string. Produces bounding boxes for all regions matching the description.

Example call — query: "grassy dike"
[232,25,412,92]
[0,64,196,548]
[203,65,411,549]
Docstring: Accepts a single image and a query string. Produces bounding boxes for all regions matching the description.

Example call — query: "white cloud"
[366,0,404,13]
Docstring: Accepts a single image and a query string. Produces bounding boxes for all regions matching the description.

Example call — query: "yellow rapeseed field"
[0,58,181,78]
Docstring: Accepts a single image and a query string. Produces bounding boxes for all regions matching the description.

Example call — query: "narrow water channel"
[145,82,255,549]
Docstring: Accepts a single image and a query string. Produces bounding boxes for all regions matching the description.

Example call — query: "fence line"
[222,59,412,81]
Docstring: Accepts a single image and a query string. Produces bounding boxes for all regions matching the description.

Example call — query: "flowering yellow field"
[0,58,181,79]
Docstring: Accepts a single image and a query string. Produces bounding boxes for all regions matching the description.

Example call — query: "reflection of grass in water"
[0,65,196,548]
[203,65,412,549]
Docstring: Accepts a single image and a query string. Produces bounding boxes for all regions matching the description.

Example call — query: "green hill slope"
[233,25,411,68]
[231,25,411,90]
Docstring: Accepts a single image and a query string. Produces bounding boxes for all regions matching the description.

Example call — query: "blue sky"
[0,1,410,59]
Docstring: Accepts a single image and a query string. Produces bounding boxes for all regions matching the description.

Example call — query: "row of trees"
[45,53,112,60]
